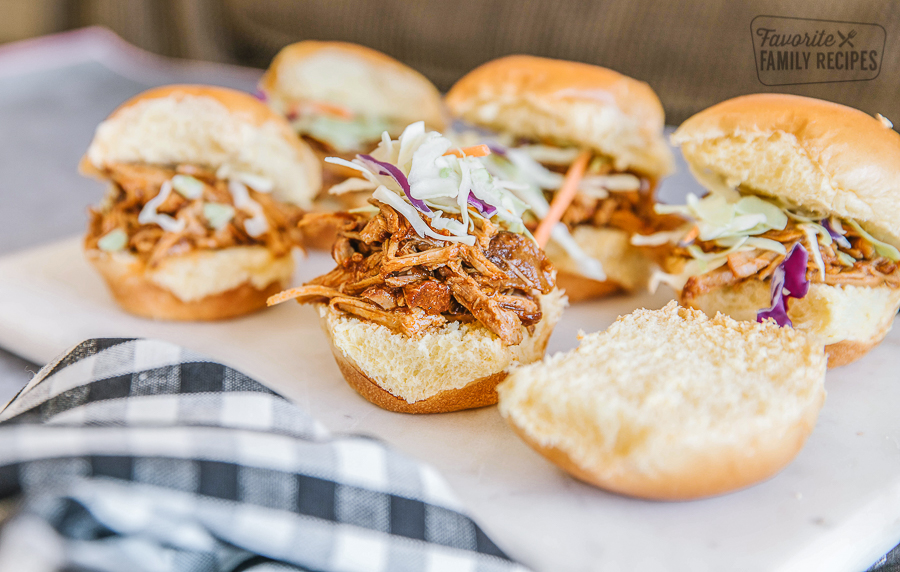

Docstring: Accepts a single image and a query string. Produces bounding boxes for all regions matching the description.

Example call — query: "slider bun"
[260,41,445,132]
[544,227,652,302]
[82,85,321,208]
[445,55,674,178]
[319,288,566,413]
[683,280,900,367]
[672,93,900,248]
[87,246,293,321]
[497,301,826,500]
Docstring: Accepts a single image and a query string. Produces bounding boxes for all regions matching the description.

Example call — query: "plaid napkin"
[0,338,528,572]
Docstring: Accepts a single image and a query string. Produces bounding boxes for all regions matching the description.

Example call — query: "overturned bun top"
[445,55,674,177]
[259,41,445,131]
[497,301,826,500]
[83,85,322,207]
[672,93,900,247]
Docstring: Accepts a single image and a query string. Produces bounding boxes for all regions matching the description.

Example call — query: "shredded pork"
[284,203,556,345]
[538,158,682,237]
[85,163,304,266]
[672,220,900,303]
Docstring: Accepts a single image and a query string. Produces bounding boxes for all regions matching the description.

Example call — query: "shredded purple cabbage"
[822,218,852,249]
[450,119,497,138]
[254,89,267,102]
[757,265,790,326]
[757,243,809,327]
[467,192,497,216]
[358,154,432,214]
[781,242,810,298]
[485,143,508,157]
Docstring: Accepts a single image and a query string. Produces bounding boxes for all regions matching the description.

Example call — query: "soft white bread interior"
[83,85,321,208]
[685,281,900,367]
[497,301,827,500]
[544,226,653,300]
[319,288,566,413]
[671,93,900,248]
[445,55,674,178]
[86,246,293,321]
[259,41,445,132]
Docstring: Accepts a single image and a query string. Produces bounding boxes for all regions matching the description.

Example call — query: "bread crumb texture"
[323,288,566,403]
[148,246,293,302]
[688,281,900,346]
[497,301,826,497]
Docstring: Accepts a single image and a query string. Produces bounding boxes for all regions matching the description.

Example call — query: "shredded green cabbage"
[801,225,826,281]
[203,202,235,231]
[294,115,393,153]
[651,186,900,290]
[846,220,900,261]
[97,229,127,252]
[442,130,609,280]
[655,193,787,243]
[138,180,184,233]
[330,122,532,246]
[171,175,204,199]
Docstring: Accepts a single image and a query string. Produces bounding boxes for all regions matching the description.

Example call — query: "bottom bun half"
[544,226,653,302]
[319,288,567,413]
[87,246,293,321]
[505,403,820,500]
[684,280,900,367]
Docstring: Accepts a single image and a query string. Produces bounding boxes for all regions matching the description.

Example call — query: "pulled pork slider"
[656,94,900,367]
[82,85,321,320]
[498,302,827,500]
[445,55,678,301]
[258,41,446,248]
[269,121,566,413]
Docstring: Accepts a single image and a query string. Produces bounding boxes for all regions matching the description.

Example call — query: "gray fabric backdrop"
[5,0,898,124]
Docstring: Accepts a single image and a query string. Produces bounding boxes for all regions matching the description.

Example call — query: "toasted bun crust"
[683,280,900,367]
[824,336,885,368]
[330,344,507,414]
[445,55,674,177]
[82,85,321,207]
[318,288,566,413]
[497,302,827,500]
[87,247,293,321]
[544,227,653,301]
[260,41,445,132]
[672,94,900,247]
[554,271,621,303]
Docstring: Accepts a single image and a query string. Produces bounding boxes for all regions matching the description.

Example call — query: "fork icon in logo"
[838,29,857,47]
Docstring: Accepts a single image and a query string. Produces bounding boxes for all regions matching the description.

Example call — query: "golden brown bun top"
[445,55,674,177]
[110,85,287,126]
[82,85,321,207]
[673,93,900,246]
[259,41,445,131]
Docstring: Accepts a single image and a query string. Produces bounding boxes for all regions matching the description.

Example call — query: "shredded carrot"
[311,101,355,119]
[267,287,307,307]
[443,144,492,158]
[533,150,592,248]
[290,101,355,120]
[679,225,700,246]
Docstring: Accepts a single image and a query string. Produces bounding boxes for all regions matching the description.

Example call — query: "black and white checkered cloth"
[0,338,528,572]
